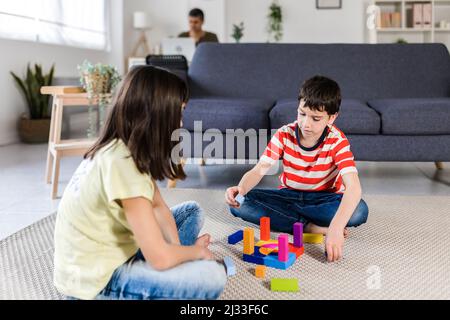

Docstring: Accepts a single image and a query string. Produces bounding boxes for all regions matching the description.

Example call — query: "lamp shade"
[133,11,150,29]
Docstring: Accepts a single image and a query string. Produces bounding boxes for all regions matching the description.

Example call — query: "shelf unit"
[369,0,450,49]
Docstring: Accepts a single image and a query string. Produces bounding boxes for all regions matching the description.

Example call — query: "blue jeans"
[91,201,227,300]
[230,188,369,234]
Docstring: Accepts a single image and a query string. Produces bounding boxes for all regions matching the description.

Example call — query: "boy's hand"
[225,186,244,208]
[325,226,345,262]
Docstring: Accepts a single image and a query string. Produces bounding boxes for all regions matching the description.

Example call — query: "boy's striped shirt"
[260,122,357,193]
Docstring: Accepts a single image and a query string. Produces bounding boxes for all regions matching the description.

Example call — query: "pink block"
[293,222,303,247]
[262,243,278,249]
[278,234,289,262]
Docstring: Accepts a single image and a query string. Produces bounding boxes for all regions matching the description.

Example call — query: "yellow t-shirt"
[53,139,155,300]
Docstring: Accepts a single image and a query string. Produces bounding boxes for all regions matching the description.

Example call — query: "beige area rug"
[1,188,449,300]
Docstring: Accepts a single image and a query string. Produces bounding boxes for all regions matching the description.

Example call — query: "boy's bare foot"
[304,223,349,238]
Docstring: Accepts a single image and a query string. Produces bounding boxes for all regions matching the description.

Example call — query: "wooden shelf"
[377,27,433,32]
[370,0,450,49]
[40,86,85,95]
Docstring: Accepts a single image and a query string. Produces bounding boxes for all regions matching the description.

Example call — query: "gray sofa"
[181,43,450,164]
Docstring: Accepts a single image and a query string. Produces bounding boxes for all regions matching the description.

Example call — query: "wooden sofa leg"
[167,158,186,188]
[435,161,444,170]
[199,158,206,166]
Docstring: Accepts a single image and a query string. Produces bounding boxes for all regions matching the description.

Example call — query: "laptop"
[161,38,196,62]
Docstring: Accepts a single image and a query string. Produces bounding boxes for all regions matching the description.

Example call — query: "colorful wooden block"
[288,243,305,258]
[243,253,265,264]
[235,194,245,206]
[270,278,299,292]
[258,242,304,258]
[255,239,278,246]
[223,256,236,276]
[260,217,270,241]
[243,228,254,255]
[293,222,303,247]
[303,233,324,244]
[259,247,276,255]
[278,234,289,262]
[228,230,243,244]
[255,265,266,278]
[264,252,296,269]
[244,247,297,270]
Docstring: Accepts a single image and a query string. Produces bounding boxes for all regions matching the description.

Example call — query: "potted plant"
[77,60,121,138]
[232,22,245,43]
[395,38,408,44]
[267,1,283,42]
[10,64,54,143]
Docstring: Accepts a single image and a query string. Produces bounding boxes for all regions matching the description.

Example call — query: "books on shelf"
[378,11,401,28]
[377,2,433,29]
[423,3,432,29]
[413,3,422,28]
[409,2,432,29]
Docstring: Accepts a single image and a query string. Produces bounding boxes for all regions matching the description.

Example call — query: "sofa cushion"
[367,98,450,135]
[183,98,275,132]
[269,99,381,134]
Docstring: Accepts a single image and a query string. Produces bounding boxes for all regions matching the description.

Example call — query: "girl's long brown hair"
[84,65,188,181]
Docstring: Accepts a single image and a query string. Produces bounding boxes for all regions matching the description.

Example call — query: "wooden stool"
[41,86,110,199]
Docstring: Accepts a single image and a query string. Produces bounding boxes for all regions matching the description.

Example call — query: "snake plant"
[10,64,54,119]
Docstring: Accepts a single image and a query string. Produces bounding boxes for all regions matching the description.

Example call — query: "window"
[0,0,109,50]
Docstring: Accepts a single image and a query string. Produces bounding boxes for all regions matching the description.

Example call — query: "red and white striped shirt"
[260,122,358,194]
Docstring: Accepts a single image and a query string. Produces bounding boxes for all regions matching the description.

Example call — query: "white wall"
[226,0,369,43]
[0,0,124,146]
[123,0,188,58]
[123,0,226,59]
[0,0,378,145]
[122,0,371,55]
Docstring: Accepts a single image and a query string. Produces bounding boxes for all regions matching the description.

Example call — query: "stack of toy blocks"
[242,217,304,270]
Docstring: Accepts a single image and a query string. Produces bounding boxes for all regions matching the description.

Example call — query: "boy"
[225,75,368,263]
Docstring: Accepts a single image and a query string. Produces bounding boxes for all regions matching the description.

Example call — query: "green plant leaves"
[10,63,54,119]
[267,2,283,42]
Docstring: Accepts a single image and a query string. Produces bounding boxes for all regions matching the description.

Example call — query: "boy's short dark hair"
[298,75,341,115]
[189,8,204,20]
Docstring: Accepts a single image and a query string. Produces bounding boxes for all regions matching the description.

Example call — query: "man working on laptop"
[178,8,218,46]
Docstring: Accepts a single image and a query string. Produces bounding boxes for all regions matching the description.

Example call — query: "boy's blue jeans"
[90,201,227,300]
[230,188,369,233]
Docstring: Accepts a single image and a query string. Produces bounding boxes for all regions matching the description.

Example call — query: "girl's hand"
[225,186,244,208]
[325,226,345,262]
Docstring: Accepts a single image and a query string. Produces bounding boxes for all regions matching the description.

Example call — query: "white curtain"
[0,0,109,50]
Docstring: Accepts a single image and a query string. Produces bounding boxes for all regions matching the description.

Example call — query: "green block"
[270,278,299,292]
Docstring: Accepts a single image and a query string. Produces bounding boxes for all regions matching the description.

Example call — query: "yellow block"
[255,239,278,246]
[255,265,266,278]
[243,228,254,255]
[259,247,276,255]
[303,233,324,244]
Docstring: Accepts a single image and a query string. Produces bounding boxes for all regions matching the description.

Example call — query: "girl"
[53,66,227,300]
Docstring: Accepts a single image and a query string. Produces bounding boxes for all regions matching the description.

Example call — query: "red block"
[260,217,270,241]
[288,243,304,258]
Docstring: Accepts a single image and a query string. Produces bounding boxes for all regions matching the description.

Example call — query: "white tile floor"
[0,142,449,240]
